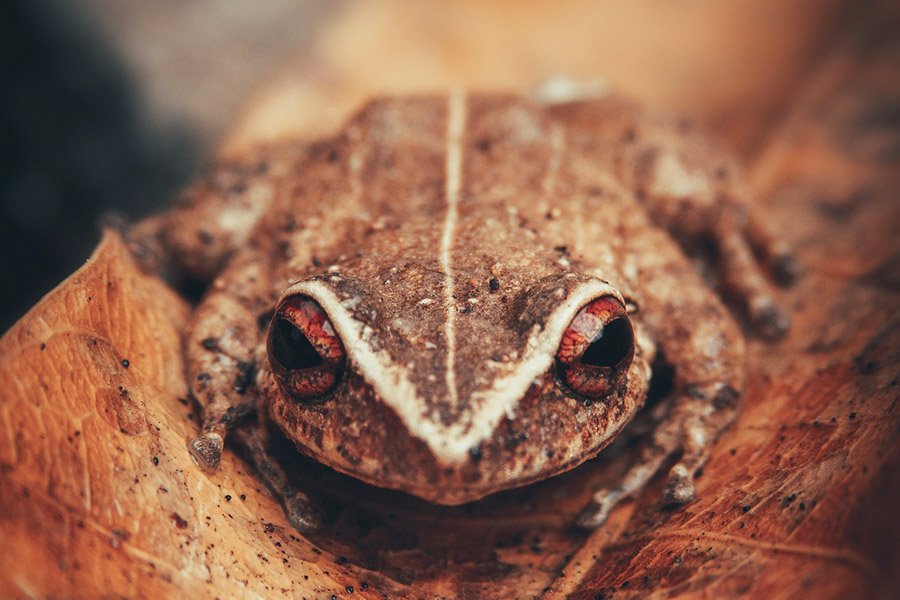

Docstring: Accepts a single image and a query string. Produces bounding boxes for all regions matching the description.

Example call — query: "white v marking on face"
[441,91,466,410]
[284,278,621,463]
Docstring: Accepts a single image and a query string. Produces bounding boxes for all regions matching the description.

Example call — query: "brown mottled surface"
[1,1,898,599]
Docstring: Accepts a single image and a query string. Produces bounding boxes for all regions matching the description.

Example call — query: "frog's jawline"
[282,277,624,465]
[297,392,642,506]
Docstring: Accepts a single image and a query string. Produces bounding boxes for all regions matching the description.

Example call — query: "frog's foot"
[188,431,224,471]
[576,489,623,529]
[577,385,734,529]
[187,393,258,470]
[577,460,699,528]
[625,123,799,338]
[744,208,803,286]
[713,208,797,339]
[663,464,696,505]
[577,450,671,529]
[232,426,322,534]
[577,413,683,529]
[662,416,715,506]
[283,491,322,534]
[662,381,740,505]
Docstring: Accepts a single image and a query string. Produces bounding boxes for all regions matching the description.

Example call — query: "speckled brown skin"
[130,93,792,531]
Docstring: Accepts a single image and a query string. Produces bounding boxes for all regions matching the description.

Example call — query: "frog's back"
[272,94,636,294]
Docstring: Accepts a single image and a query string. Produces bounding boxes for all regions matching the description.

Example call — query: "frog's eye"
[267,295,345,401]
[556,296,634,399]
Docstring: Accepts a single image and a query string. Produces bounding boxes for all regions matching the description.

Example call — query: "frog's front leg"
[186,248,274,469]
[127,143,305,281]
[578,226,745,528]
[185,247,323,531]
[231,421,322,532]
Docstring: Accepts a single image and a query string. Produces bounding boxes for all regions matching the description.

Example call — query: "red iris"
[556,296,634,399]
[267,295,345,401]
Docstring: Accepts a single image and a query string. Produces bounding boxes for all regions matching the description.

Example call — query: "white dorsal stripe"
[282,278,622,463]
[441,91,466,409]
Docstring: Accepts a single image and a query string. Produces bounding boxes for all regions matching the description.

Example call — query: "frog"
[128,91,797,532]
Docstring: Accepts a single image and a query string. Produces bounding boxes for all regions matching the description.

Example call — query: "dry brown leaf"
[1,1,898,598]
[0,232,394,597]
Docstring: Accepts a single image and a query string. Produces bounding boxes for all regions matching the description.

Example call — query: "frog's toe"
[744,211,802,286]
[187,432,223,471]
[749,298,791,340]
[714,211,793,338]
[283,492,321,533]
[576,494,618,529]
[576,482,637,529]
[772,252,803,286]
[663,464,696,505]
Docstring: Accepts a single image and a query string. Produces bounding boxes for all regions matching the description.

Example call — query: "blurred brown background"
[0,0,850,329]
[0,0,336,328]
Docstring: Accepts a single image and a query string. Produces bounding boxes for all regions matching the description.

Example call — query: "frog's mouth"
[257,411,643,525]
[266,408,639,509]
[361,442,621,506]
[263,340,651,507]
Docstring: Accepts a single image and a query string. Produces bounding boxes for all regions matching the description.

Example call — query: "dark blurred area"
[0,0,856,332]
[0,0,197,330]
[0,0,334,331]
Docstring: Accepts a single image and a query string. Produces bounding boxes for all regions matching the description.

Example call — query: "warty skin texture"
[130,92,792,529]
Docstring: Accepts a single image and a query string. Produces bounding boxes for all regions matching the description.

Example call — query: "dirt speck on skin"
[170,513,188,529]
[109,529,130,549]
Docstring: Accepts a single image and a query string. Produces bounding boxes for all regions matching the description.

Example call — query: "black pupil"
[271,318,323,370]
[581,317,633,368]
